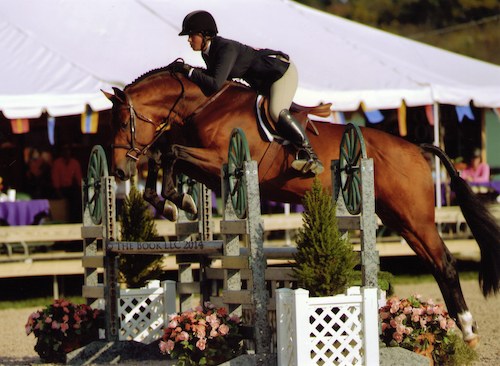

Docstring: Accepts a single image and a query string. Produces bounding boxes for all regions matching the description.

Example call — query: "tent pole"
[433,102,442,208]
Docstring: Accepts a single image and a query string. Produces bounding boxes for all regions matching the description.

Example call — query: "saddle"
[256,95,332,142]
[255,95,331,179]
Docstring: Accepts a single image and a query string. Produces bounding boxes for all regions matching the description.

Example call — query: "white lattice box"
[276,286,379,366]
[118,280,176,344]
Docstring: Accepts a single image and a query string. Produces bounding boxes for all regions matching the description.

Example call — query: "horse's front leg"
[142,154,178,221]
[160,152,197,216]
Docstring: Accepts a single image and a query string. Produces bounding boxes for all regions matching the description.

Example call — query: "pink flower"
[159,340,175,354]
[60,322,69,332]
[175,331,189,342]
[403,306,412,315]
[390,300,401,314]
[219,323,229,336]
[439,316,448,330]
[51,321,60,330]
[193,324,206,338]
[393,331,403,343]
[196,337,207,351]
[396,324,406,334]
[412,307,423,316]
[45,317,52,323]
[380,312,390,320]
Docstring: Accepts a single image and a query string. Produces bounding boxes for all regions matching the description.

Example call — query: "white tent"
[2,0,500,119]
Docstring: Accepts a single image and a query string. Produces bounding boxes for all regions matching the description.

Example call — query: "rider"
[177,10,323,175]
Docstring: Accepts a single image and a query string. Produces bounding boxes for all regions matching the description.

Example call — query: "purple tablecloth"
[0,199,50,226]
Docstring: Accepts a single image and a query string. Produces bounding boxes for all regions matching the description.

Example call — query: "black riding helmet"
[179,10,218,37]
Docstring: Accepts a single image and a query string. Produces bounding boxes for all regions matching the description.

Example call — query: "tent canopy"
[2,0,500,119]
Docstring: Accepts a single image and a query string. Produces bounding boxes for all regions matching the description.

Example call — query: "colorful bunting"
[10,118,29,134]
[47,116,55,145]
[332,111,346,124]
[425,105,434,126]
[81,106,99,133]
[361,102,384,124]
[397,101,407,136]
[455,105,474,123]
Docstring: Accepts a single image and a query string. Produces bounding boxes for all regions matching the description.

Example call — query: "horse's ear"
[112,87,127,104]
[101,89,115,102]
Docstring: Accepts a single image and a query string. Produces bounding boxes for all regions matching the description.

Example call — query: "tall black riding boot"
[276,109,324,175]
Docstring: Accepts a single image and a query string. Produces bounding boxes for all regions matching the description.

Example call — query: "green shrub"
[293,178,358,296]
[118,185,164,288]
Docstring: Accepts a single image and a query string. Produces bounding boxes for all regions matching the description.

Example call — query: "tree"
[118,185,164,288]
[293,178,358,296]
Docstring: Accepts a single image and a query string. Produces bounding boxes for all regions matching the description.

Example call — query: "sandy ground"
[0,279,499,365]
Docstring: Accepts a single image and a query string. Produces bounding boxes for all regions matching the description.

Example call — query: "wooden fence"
[1,205,498,279]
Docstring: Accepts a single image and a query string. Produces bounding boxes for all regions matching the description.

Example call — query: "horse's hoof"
[182,194,197,215]
[163,200,178,222]
[465,334,480,349]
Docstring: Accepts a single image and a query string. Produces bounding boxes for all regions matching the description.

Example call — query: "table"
[0,199,50,226]
[473,181,500,193]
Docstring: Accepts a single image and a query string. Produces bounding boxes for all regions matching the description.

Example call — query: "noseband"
[112,72,185,161]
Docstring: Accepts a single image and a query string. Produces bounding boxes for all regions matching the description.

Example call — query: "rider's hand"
[182,64,192,76]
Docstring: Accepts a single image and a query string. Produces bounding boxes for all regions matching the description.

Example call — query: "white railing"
[118,280,176,344]
[276,286,379,366]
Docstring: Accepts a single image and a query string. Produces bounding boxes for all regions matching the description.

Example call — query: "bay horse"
[104,61,500,346]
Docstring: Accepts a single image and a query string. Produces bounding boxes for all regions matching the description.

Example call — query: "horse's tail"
[421,143,500,296]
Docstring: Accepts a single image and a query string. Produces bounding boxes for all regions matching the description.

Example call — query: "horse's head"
[103,62,194,180]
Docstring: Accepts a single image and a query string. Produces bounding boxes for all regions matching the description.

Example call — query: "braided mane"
[125,60,183,89]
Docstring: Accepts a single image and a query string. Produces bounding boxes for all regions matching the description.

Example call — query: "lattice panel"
[309,304,363,365]
[119,292,164,343]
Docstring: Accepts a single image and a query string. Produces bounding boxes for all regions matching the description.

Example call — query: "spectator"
[51,145,83,222]
[460,148,490,184]
[25,147,52,198]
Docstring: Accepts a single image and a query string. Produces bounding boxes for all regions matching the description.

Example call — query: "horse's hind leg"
[401,226,479,345]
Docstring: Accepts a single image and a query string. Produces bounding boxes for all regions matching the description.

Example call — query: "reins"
[113,72,232,161]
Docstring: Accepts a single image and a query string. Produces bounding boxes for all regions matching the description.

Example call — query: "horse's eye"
[120,121,128,130]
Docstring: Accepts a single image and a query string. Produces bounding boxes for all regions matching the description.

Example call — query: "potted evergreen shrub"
[293,178,358,296]
[119,185,164,288]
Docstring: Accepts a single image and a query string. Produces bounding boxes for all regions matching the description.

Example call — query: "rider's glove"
[182,64,193,77]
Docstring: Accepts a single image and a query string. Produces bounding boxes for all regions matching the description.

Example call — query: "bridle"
[112,72,232,162]
[112,72,185,161]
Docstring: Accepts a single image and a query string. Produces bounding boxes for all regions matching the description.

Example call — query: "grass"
[391,271,479,285]
[0,296,85,310]
[0,271,480,310]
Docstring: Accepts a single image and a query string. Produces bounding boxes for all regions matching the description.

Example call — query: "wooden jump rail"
[3,207,488,244]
